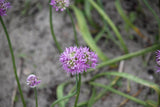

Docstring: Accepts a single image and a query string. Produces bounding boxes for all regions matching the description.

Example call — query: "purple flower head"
[0,0,11,16]
[50,0,69,11]
[60,46,98,75]
[156,50,160,66]
[26,74,41,88]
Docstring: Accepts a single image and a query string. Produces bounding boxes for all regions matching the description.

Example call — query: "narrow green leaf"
[51,75,79,107]
[87,88,96,107]
[72,6,108,61]
[64,85,76,105]
[142,0,160,42]
[57,82,70,107]
[94,27,106,42]
[115,0,133,28]
[89,0,128,53]
[91,72,160,106]
[76,76,121,107]
[91,72,158,88]
[84,0,97,28]
[88,44,160,73]
[90,82,147,106]
[146,100,157,107]
[115,0,149,42]
[96,0,120,48]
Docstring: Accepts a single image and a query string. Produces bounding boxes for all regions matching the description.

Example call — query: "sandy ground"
[0,0,159,107]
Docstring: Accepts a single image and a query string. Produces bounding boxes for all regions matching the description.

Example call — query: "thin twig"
[118,60,124,73]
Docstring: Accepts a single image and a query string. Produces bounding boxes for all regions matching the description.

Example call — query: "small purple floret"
[156,66,160,72]
[60,46,98,75]
[155,50,160,72]
[50,0,69,11]
[156,50,160,66]
[27,74,41,88]
[0,0,11,16]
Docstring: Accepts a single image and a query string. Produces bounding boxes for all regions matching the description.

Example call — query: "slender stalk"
[67,9,79,46]
[50,74,78,107]
[0,16,26,107]
[34,88,38,107]
[49,5,62,53]
[74,74,121,107]
[74,74,81,107]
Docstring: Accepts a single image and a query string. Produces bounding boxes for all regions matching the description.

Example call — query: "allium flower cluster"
[60,46,98,75]
[156,50,160,72]
[27,74,41,88]
[50,0,69,11]
[0,0,11,16]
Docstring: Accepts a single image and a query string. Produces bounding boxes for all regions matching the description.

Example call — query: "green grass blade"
[146,100,157,107]
[90,82,147,106]
[57,82,70,107]
[76,76,121,107]
[72,6,108,61]
[88,44,160,72]
[84,0,98,28]
[115,0,133,28]
[91,72,160,106]
[115,0,149,42]
[87,88,96,107]
[91,72,158,87]
[94,27,106,42]
[142,0,160,42]
[96,0,120,49]
[51,74,79,107]
[89,0,128,53]
[64,85,76,105]
[85,0,92,22]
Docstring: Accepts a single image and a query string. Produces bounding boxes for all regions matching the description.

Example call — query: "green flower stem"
[0,16,26,107]
[74,74,81,107]
[90,82,147,106]
[88,44,160,73]
[34,88,38,107]
[51,74,79,107]
[49,5,62,53]
[75,74,121,107]
[66,9,79,46]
